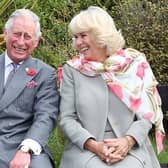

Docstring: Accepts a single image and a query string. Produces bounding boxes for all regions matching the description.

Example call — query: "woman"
[59,6,164,168]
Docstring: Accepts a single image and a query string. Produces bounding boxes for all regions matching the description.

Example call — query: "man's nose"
[17,34,25,45]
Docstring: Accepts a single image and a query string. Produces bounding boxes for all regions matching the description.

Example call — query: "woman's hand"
[103,136,136,164]
[104,137,129,156]
[84,136,136,165]
[84,138,111,161]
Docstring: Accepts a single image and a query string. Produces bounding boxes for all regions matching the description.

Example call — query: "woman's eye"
[81,34,87,38]
[73,35,78,40]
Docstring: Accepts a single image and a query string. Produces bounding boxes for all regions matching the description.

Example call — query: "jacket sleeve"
[125,116,152,147]
[59,64,95,150]
[25,66,59,148]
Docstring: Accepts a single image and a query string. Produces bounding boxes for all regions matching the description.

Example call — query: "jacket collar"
[0,55,41,111]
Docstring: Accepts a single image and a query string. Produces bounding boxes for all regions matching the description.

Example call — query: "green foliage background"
[0,0,167,83]
[0,0,168,167]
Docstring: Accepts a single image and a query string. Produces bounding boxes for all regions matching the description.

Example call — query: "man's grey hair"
[4,8,42,38]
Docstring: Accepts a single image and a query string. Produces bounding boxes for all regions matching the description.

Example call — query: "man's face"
[4,16,39,63]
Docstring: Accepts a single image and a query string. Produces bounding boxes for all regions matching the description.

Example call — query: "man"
[0,9,59,168]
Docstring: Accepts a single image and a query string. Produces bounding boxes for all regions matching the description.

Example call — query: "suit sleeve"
[125,116,152,147]
[25,67,59,148]
[59,64,95,150]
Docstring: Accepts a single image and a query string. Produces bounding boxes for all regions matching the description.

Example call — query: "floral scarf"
[66,48,165,154]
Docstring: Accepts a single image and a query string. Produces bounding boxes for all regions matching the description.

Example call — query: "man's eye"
[13,32,21,36]
[24,35,31,40]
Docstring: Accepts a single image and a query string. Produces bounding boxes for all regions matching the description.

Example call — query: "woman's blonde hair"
[69,6,125,55]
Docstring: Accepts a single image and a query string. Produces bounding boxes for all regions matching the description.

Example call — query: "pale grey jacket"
[59,64,160,168]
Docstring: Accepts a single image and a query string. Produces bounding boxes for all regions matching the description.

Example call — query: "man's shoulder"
[31,57,55,71]
[0,52,5,57]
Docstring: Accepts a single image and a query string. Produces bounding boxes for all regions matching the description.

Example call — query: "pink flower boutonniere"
[26,80,38,88]
[26,67,37,76]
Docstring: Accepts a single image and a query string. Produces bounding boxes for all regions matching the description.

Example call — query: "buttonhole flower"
[26,80,38,88]
[25,67,37,76]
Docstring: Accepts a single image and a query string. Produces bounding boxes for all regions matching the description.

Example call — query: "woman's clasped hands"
[84,136,136,165]
[103,136,135,164]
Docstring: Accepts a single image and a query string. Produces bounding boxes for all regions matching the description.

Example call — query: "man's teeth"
[14,46,25,52]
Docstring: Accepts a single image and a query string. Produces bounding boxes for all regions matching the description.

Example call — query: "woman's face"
[73,31,106,62]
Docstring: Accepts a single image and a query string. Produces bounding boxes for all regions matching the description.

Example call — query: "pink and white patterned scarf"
[66,48,165,153]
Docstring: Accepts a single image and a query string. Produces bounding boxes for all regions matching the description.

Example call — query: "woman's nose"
[75,37,83,46]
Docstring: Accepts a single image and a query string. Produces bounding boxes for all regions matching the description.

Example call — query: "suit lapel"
[0,56,40,111]
[0,54,5,98]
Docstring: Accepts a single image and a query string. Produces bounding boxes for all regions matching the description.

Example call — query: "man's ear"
[34,36,41,48]
[3,28,7,41]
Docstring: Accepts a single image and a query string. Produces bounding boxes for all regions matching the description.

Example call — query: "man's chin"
[10,53,29,62]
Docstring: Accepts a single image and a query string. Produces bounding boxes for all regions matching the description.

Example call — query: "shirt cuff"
[20,139,42,155]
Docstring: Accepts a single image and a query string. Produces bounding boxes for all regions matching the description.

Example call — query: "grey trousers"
[30,153,53,168]
[0,158,8,168]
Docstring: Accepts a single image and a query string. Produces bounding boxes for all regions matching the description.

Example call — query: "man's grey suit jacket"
[0,53,59,166]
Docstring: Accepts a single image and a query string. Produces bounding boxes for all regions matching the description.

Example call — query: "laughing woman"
[59,6,164,168]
